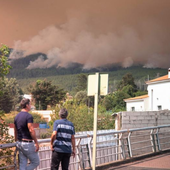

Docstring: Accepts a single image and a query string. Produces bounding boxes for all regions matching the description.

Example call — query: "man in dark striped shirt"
[50,108,75,170]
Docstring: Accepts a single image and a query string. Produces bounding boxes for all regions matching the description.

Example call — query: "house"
[23,94,32,100]
[23,94,35,110]
[124,68,170,111]
[32,110,54,122]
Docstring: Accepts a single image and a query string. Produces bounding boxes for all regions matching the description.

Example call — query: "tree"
[134,90,147,97]
[28,79,65,110]
[101,94,115,111]
[75,91,88,104]
[0,44,14,168]
[0,45,11,78]
[0,44,12,113]
[101,91,129,111]
[117,73,137,92]
[74,90,94,108]
[0,78,22,113]
[117,73,138,99]
[75,74,87,92]
[51,102,114,132]
[122,85,135,97]
[113,91,130,110]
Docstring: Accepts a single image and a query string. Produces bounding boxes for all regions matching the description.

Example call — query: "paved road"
[107,152,170,170]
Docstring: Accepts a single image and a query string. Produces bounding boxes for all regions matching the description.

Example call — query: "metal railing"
[1,124,170,170]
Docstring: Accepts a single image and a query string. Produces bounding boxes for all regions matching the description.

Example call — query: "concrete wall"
[120,110,170,157]
[122,110,170,129]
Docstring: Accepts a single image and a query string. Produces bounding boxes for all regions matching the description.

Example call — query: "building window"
[158,105,162,111]
[131,107,135,111]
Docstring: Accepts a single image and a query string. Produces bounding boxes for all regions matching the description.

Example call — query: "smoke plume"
[9,1,170,69]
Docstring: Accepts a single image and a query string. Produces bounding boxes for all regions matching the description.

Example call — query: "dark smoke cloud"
[9,0,170,69]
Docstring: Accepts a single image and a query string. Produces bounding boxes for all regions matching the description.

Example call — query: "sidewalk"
[107,152,170,170]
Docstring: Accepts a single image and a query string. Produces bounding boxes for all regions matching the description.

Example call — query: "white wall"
[126,100,143,111]
[147,81,170,111]
[23,94,32,100]
[144,97,149,111]
[126,98,149,111]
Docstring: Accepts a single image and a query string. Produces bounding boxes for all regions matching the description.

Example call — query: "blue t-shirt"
[14,111,33,140]
[53,119,75,153]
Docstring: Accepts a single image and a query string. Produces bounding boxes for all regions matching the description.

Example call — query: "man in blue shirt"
[14,98,39,170]
[50,108,75,170]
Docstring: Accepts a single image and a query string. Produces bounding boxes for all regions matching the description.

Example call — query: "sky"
[1,0,170,69]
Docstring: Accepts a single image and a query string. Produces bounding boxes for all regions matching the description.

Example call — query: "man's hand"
[28,123,39,152]
[35,143,39,152]
[71,135,75,158]
[14,125,18,142]
[51,131,57,151]
[50,144,54,151]
[72,150,75,158]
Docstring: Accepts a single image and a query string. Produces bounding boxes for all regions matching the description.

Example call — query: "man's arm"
[71,135,75,158]
[27,123,39,152]
[14,125,18,142]
[50,131,57,151]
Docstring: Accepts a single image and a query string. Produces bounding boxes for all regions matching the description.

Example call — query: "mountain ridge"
[7,53,168,94]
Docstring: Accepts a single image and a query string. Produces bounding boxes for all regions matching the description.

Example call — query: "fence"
[1,125,170,169]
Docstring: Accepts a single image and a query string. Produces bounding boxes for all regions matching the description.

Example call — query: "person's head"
[59,108,68,119]
[20,98,31,110]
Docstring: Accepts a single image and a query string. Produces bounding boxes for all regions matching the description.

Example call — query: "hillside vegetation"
[7,52,167,94]
[2,47,168,133]
[15,66,167,95]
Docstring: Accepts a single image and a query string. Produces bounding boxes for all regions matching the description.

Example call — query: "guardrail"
[1,124,170,170]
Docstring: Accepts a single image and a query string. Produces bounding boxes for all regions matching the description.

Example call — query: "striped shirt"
[53,119,75,153]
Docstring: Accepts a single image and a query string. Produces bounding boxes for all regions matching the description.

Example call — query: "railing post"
[14,147,18,170]
[77,138,83,170]
[86,144,91,167]
[115,134,118,161]
[150,129,156,152]
[119,133,126,159]
[88,137,93,167]
[127,132,133,158]
[80,145,85,169]
[155,128,161,151]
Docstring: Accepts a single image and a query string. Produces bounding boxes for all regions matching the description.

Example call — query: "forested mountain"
[7,53,167,95]
[8,53,86,78]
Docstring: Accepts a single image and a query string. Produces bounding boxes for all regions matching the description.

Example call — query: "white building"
[124,68,170,111]
[23,94,32,100]
[32,110,54,122]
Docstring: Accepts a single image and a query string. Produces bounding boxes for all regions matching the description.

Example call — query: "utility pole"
[92,73,99,170]
[87,73,108,170]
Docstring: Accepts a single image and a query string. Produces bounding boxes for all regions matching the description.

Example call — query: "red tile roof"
[124,94,149,101]
[146,75,169,84]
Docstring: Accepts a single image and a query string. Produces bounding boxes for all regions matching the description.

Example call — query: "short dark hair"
[20,98,30,109]
[59,108,68,118]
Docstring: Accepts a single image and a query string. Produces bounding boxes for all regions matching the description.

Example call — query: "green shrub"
[0,118,14,169]
[3,117,15,124]
[30,112,47,123]
[3,112,47,124]
[3,112,17,124]
[40,133,48,139]
[40,128,52,139]
[51,102,115,132]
